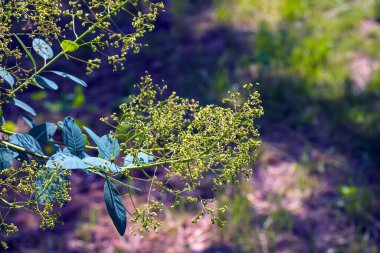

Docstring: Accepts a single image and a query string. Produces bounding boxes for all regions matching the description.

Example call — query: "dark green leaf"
[104,180,127,236]
[0,107,4,127]
[34,76,58,90]
[22,114,36,128]
[12,98,36,116]
[61,117,86,156]
[8,133,44,155]
[29,123,57,144]
[49,71,87,87]
[0,146,14,171]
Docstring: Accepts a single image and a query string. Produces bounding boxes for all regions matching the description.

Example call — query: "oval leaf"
[83,126,101,145]
[9,133,44,155]
[12,98,36,116]
[29,123,57,144]
[22,114,36,128]
[84,127,120,160]
[32,38,54,60]
[47,152,89,170]
[61,117,85,156]
[137,152,154,164]
[124,154,135,167]
[49,71,87,87]
[0,108,5,127]
[61,40,79,52]
[34,76,58,90]
[99,135,120,160]
[0,67,15,88]
[82,157,120,173]
[0,146,14,171]
[104,180,127,236]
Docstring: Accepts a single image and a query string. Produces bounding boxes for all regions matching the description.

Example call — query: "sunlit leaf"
[61,40,79,52]
[32,38,54,60]
[0,67,14,88]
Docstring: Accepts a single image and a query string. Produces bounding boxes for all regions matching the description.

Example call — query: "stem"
[121,157,193,172]
[0,128,98,150]
[0,140,48,160]
[88,168,141,191]
[0,196,24,209]
[0,128,162,152]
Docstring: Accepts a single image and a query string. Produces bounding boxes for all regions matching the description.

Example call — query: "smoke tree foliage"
[0,0,263,247]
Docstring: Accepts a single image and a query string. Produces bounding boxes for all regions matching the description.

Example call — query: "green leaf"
[32,38,54,60]
[13,33,36,69]
[124,154,135,167]
[83,126,101,144]
[0,67,15,88]
[12,98,36,116]
[34,76,58,90]
[47,152,89,170]
[8,133,44,155]
[104,180,127,236]
[61,40,79,52]
[0,146,14,171]
[0,107,5,127]
[61,117,86,156]
[123,153,153,167]
[137,152,154,164]
[99,135,120,160]
[29,123,57,144]
[82,157,120,173]
[84,126,120,160]
[49,71,87,87]
[22,114,36,128]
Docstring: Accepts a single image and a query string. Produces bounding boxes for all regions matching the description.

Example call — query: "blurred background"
[3,0,380,252]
